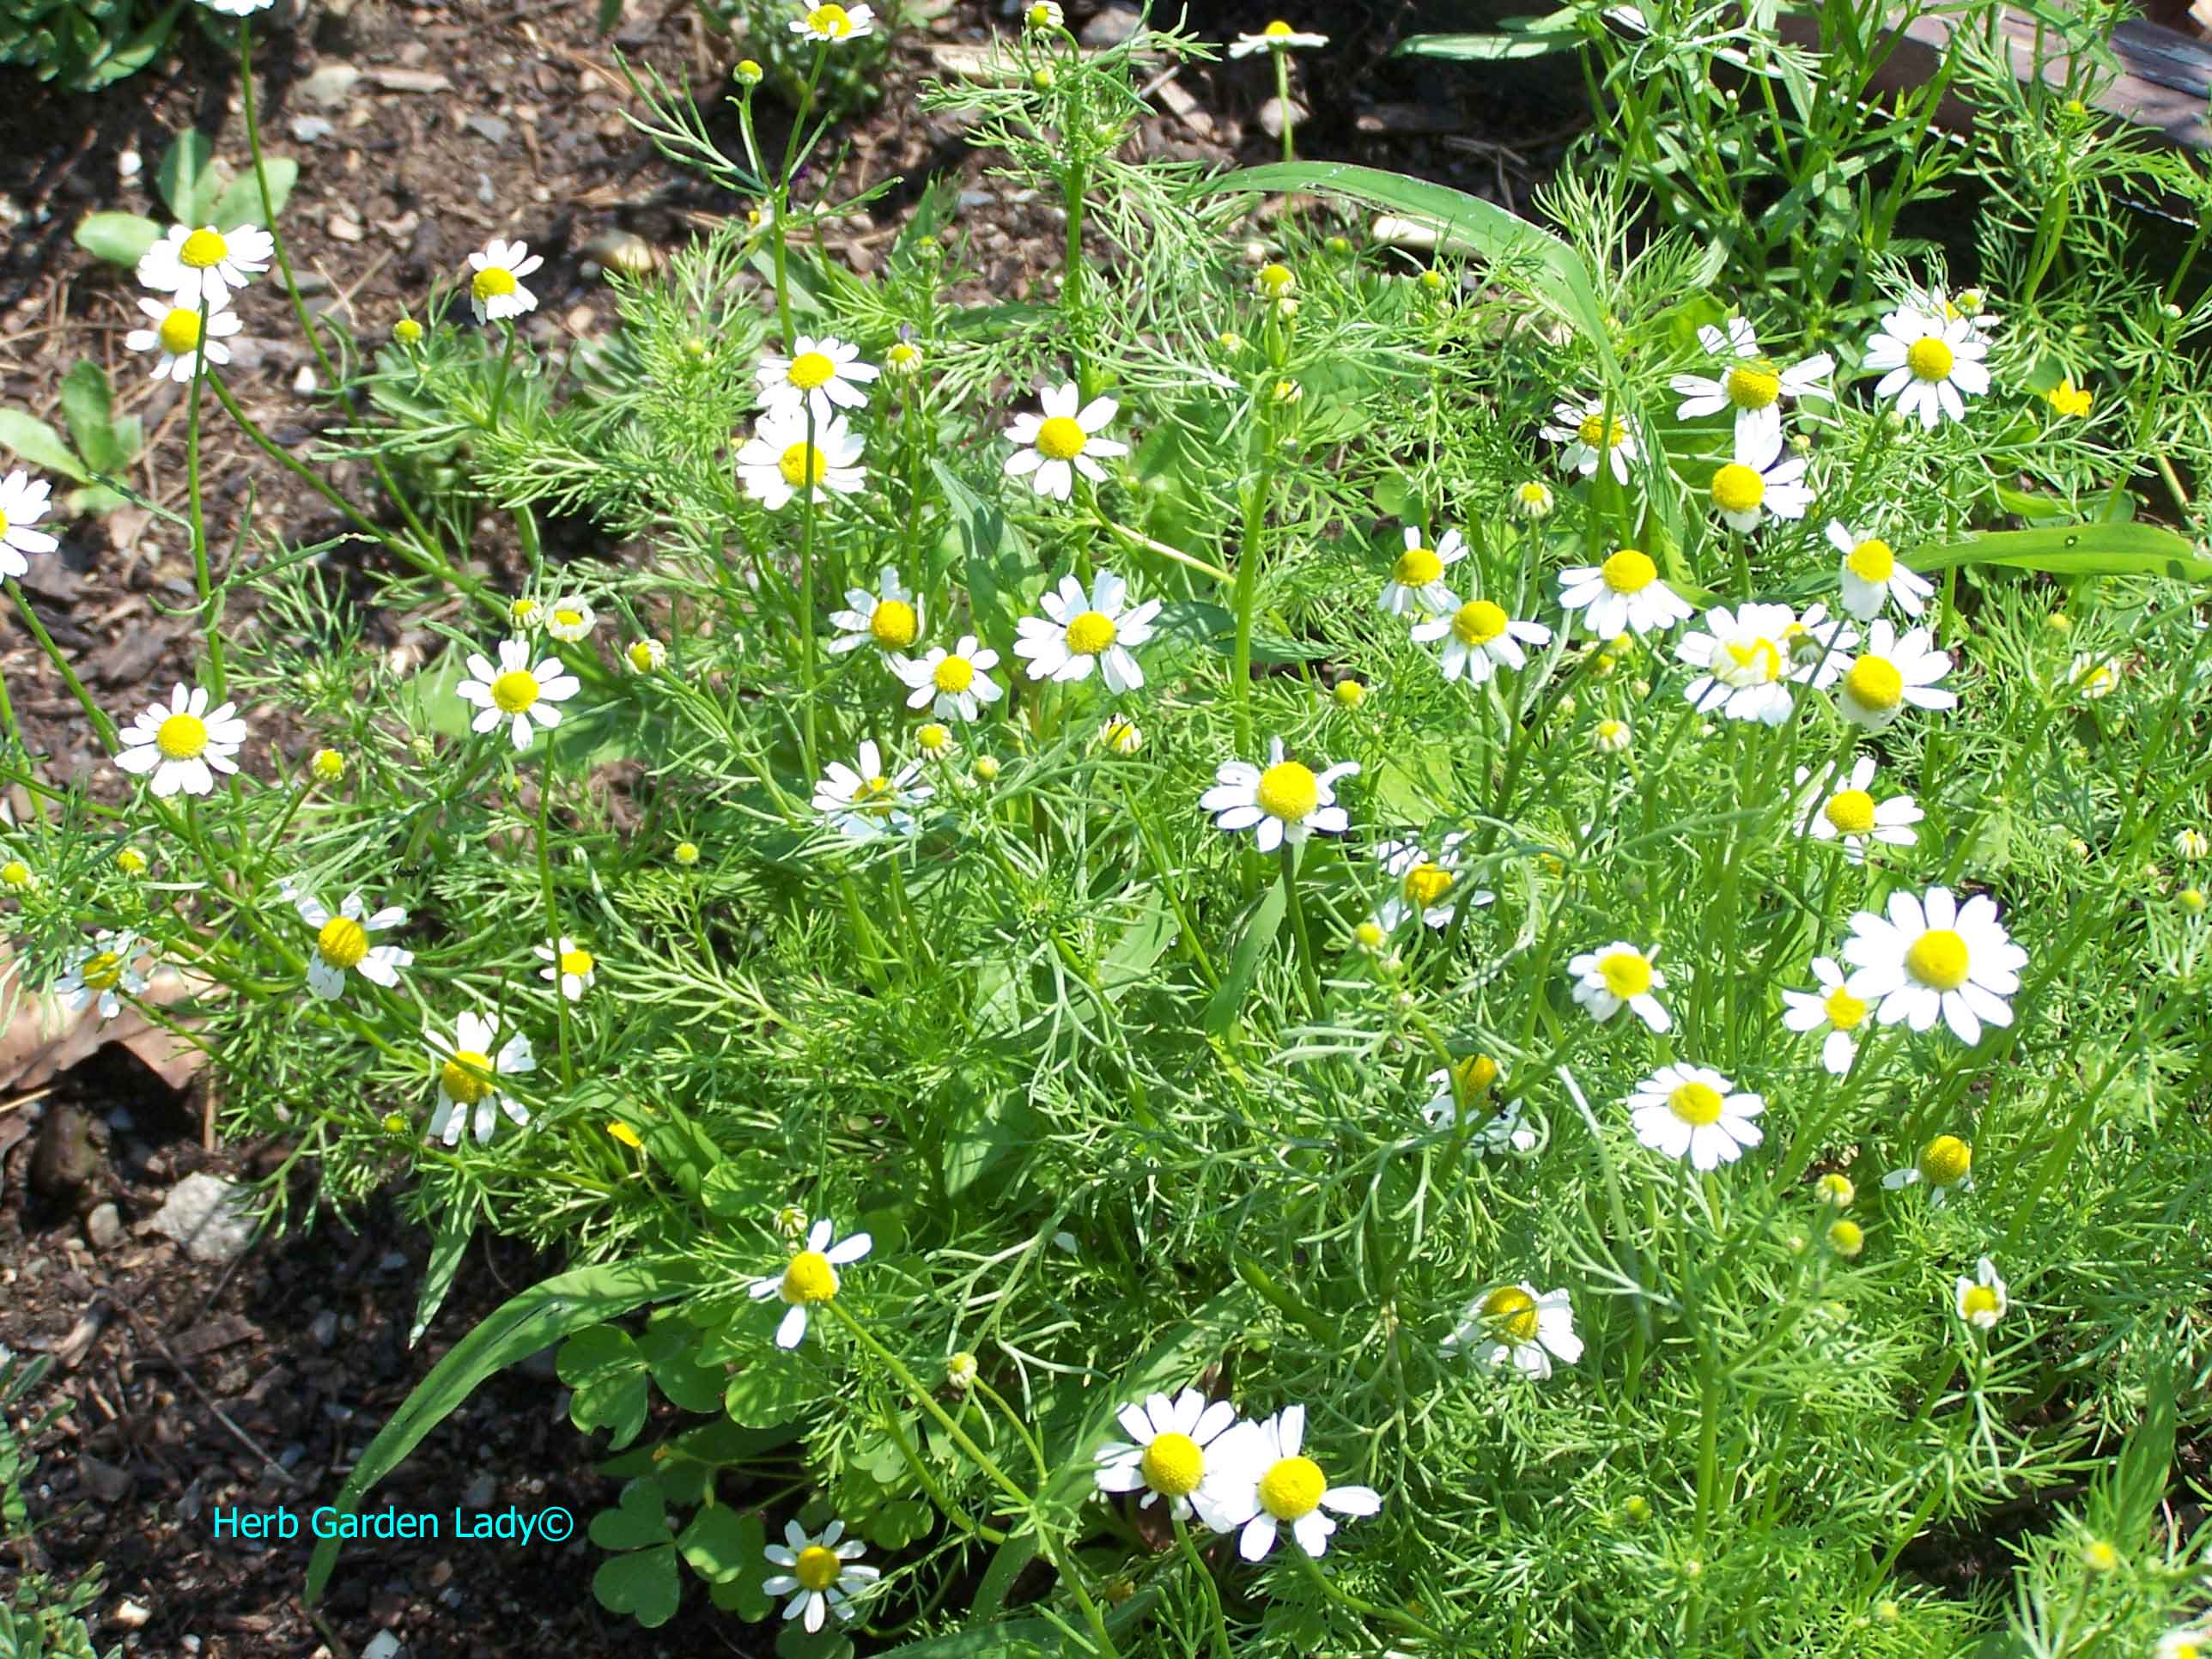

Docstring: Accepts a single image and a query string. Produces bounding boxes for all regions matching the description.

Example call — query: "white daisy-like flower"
[1881,1132,1973,1206]
[196,0,276,13]
[1910,282,2001,343]
[1793,755,1922,862]
[1835,620,1954,731]
[1669,319,1833,453]
[136,222,274,307]
[1371,835,1491,932]
[1199,1406,1380,1560]
[1228,19,1328,54]
[891,635,1004,723]
[1510,480,1554,520]
[625,638,666,673]
[746,1218,872,1348]
[113,681,247,798]
[1420,1060,1537,1154]
[0,469,59,578]
[1443,1284,1582,1379]
[534,936,597,1001]
[757,335,880,427]
[1013,569,1161,692]
[1003,383,1128,501]
[1092,1389,1242,1521]
[124,293,241,383]
[2154,1627,2211,1659]
[828,567,921,656]
[1200,737,1357,854]
[1592,717,1632,755]
[427,1011,535,1146]
[1557,548,1692,639]
[1540,395,1641,484]
[790,1,875,41]
[812,739,933,840]
[1864,308,1990,429]
[1676,602,1809,726]
[738,409,866,510]
[1826,520,1933,620]
[289,885,411,1002]
[455,638,581,750]
[1842,886,2025,1044]
[1377,526,1466,617]
[1707,423,1814,533]
[762,1520,878,1634]
[544,597,596,642]
[463,238,544,325]
[54,931,147,1021]
[1779,956,1871,1075]
[1954,1255,2008,1331]
[1779,601,1858,689]
[1627,1062,1765,1170]
[2068,652,2123,700]
[1412,593,1553,684]
[1566,940,1669,1031]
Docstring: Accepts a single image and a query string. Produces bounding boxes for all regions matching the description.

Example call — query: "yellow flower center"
[441,1048,494,1105]
[1255,761,1320,822]
[1824,789,1876,835]
[316,915,370,970]
[794,1544,842,1592]
[1139,1431,1206,1498]
[854,775,894,813]
[1826,1219,1863,1255]
[1480,1285,1540,1343]
[1905,929,1970,991]
[1848,538,1896,581]
[1717,635,1783,686]
[560,947,594,978]
[471,264,519,303]
[1403,862,1455,908]
[0,860,27,888]
[155,712,209,760]
[869,599,919,647]
[1065,611,1117,654]
[157,307,203,356]
[781,1249,839,1304]
[787,350,837,390]
[1723,362,1781,409]
[1668,1081,1724,1126]
[1451,599,1508,646]
[1905,337,1954,381]
[933,655,975,694]
[1711,462,1765,516]
[1036,416,1089,460]
[1256,263,1294,295]
[1597,949,1651,999]
[1256,1455,1326,1521]
[1263,19,1295,36]
[1960,1285,2000,1320]
[1822,984,1869,1030]
[490,669,541,714]
[1844,656,1904,712]
[179,228,228,269]
[918,722,951,752]
[511,599,541,623]
[1451,1054,1498,1097]
[1576,412,1626,449]
[887,342,921,369]
[1600,548,1656,595]
[554,607,585,629]
[1921,1134,1972,1185]
[81,951,124,991]
[778,441,828,489]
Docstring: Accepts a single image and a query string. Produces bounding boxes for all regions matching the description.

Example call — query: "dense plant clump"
[4,1,2210,1653]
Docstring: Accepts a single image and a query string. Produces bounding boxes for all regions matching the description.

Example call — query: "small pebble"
[310,1310,338,1347]
[362,1633,402,1659]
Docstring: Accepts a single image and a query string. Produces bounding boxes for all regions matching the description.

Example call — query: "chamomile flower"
[535,937,597,1001]
[891,635,1004,723]
[1954,1256,2008,1331]
[626,638,667,673]
[2068,652,2123,700]
[1567,941,1669,1030]
[54,932,146,1021]
[0,469,58,578]
[1780,956,1870,1074]
[1420,1061,1537,1154]
[1835,621,1955,731]
[1003,383,1127,501]
[1669,319,1834,453]
[1676,603,1807,726]
[1911,282,2001,341]
[1842,886,2025,1043]
[124,293,241,382]
[1200,738,1358,854]
[463,238,544,324]
[1592,717,1632,755]
[1882,1132,1973,1205]
[1378,526,1466,617]
[1200,1407,1381,1560]
[1864,308,1990,429]
[1794,755,1923,861]
[427,1011,535,1146]
[1444,1284,1582,1379]
[1227,20,1328,54]
[747,1218,872,1348]
[738,410,866,510]
[1627,1063,1765,1170]
[1092,1389,1242,1520]
[2154,1627,2212,1659]
[762,1521,878,1633]
[828,568,922,656]
[1826,520,1933,620]
[137,222,273,307]
[791,1,874,41]
[1511,480,1555,520]
[1557,549,1692,639]
[1014,569,1160,691]
[289,885,411,1001]
[757,335,880,426]
[1707,423,1814,533]
[455,638,581,750]
[1371,835,1491,932]
[544,597,596,642]
[813,739,932,839]
[197,0,277,13]
[1541,395,1641,483]
[113,682,247,798]
[1412,594,1553,684]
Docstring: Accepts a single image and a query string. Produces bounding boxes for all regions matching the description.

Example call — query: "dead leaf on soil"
[0,944,217,1098]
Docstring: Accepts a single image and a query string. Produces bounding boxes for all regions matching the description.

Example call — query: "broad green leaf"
[1396,16,1580,59]
[1152,599,1328,665]
[933,459,1039,659]
[58,362,121,474]
[561,1324,652,1448]
[211,157,297,229]
[592,1541,681,1627]
[156,131,220,225]
[1202,881,1285,1038]
[589,1475,672,1550]
[1098,889,1175,1001]
[677,1503,759,1586]
[723,1359,818,1428]
[775,1622,855,1659]
[73,210,160,269]
[0,410,87,482]
[1903,524,2210,582]
[637,1316,728,1413]
[86,1,184,89]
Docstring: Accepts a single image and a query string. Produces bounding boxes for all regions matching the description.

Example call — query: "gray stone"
[289,115,337,143]
[464,114,511,145]
[143,1173,258,1263]
[84,1203,124,1251]
[298,63,363,110]
[1079,5,1141,46]
[362,1635,403,1659]
[461,1472,498,1510]
[309,1310,339,1348]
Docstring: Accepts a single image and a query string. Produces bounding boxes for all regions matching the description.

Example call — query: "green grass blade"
[1904,523,2212,581]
